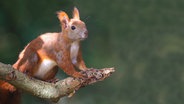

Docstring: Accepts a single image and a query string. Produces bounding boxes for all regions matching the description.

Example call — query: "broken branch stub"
[79,68,115,87]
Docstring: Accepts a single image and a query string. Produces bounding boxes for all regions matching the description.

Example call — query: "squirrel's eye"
[71,26,76,30]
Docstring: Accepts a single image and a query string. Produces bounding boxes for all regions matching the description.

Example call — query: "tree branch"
[0,62,115,102]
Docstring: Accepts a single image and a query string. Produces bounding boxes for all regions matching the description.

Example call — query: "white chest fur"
[70,41,79,65]
[35,59,57,79]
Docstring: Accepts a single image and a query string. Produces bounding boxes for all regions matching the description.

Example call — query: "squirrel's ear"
[57,11,69,29]
[73,7,80,19]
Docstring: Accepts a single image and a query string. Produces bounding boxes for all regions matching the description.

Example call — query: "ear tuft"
[57,11,69,22]
[57,11,69,29]
[73,7,80,19]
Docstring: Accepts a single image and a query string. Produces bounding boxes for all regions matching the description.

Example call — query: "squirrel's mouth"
[82,34,88,40]
[79,30,88,41]
[83,30,88,39]
[80,37,87,41]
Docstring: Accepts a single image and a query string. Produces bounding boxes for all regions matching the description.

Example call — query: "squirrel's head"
[57,7,88,41]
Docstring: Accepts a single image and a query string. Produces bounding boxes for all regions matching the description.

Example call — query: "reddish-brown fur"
[0,7,88,104]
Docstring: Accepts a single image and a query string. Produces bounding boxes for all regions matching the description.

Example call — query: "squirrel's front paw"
[72,72,88,79]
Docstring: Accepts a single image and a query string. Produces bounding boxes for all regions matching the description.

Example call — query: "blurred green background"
[1,0,184,104]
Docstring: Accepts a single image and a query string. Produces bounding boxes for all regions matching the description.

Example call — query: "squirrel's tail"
[0,80,21,104]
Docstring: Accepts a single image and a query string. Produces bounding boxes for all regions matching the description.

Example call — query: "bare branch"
[0,62,115,102]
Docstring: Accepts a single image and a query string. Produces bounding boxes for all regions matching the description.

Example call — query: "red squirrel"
[13,7,88,80]
[0,7,88,104]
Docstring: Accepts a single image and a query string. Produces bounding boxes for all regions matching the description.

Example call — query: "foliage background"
[0,0,184,104]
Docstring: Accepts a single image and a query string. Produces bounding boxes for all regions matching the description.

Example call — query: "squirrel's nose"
[84,30,88,35]
[84,30,88,38]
